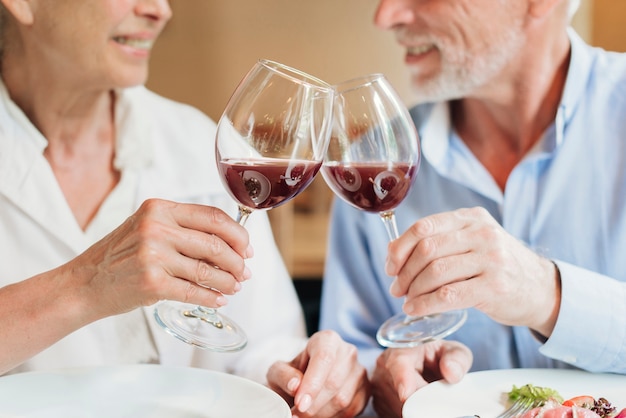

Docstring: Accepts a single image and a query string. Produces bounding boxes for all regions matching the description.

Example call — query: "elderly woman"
[0,1,368,416]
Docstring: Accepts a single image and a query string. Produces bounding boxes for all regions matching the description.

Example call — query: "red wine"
[323,162,416,212]
[218,158,321,210]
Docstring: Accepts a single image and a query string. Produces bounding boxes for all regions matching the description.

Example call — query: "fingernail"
[246,244,254,258]
[389,278,401,296]
[216,295,228,306]
[242,266,252,281]
[233,281,241,292]
[297,394,312,413]
[398,383,408,400]
[447,360,463,382]
[385,258,396,275]
[402,300,413,315]
[287,377,299,393]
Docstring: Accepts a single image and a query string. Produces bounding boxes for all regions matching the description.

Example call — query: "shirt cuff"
[539,260,626,373]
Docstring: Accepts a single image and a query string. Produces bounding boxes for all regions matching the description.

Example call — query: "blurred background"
[146,0,624,335]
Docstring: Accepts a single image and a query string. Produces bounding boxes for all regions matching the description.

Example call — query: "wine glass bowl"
[322,73,467,347]
[154,59,334,352]
[216,60,334,222]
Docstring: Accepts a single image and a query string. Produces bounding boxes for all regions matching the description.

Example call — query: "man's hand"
[386,207,560,337]
[371,341,472,417]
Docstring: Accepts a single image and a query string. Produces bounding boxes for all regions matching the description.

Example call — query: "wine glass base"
[376,309,468,348]
[154,301,247,352]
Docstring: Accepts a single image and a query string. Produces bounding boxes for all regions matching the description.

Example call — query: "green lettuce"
[508,383,564,404]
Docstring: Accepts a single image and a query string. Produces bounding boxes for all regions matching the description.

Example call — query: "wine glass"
[154,59,334,352]
[321,73,467,347]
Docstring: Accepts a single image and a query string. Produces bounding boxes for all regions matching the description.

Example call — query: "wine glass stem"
[185,306,225,328]
[380,210,399,240]
[237,206,253,226]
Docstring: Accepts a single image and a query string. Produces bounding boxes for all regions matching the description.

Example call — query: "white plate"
[403,368,626,418]
[0,364,291,418]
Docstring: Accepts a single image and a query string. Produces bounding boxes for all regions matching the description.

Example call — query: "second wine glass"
[154,59,334,352]
[321,73,467,348]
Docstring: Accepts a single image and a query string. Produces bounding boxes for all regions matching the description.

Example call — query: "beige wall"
[592,0,626,52]
[147,0,411,122]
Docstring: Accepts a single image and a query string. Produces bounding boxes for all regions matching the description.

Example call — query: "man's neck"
[451,40,571,191]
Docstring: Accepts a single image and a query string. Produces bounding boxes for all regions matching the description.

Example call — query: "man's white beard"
[408,28,526,104]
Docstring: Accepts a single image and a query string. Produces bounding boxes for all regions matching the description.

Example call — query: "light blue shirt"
[320,30,626,375]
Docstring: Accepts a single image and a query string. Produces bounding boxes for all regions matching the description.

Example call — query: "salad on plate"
[507,384,625,418]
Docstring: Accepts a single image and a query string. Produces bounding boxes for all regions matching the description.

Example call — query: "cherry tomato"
[563,395,595,408]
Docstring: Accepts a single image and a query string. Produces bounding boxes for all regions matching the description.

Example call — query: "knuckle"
[206,237,225,257]
[195,261,216,287]
[415,236,436,258]
[479,223,500,241]
[429,257,449,277]
[314,328,339,343]
[490,246,508,265]
[330,390,352,411]
[315,348,336,367]
[138,264,164,295]
[134,216,167,244]
[183,281,200,303]
[139,198,167,215]
[138,198,157,212]
[465,206,488,218]
[436,283,460,304]
[205,206,230,226]
[411,217,435,237]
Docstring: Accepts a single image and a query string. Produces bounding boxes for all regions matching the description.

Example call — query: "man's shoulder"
[570,31,626,86]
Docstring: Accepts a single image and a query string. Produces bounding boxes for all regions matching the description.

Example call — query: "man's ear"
[1,0,34,25]
[528,0,563,18]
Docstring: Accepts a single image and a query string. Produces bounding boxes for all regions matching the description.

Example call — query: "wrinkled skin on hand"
[72,198,252,319]
[386,207,561,337]
[266,330,371,418]
[371,341,472,418]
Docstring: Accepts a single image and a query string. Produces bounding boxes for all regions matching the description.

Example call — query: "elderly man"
[319,0,626,416]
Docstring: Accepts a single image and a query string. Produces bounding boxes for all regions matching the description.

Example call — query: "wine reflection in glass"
[321,74,467,347]
[154,59,334,352]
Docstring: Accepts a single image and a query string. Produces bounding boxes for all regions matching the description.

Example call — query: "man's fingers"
[440,342,473,384]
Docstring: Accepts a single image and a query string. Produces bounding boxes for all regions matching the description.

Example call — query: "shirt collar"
[0,80,154,172]
[0,78,48,152]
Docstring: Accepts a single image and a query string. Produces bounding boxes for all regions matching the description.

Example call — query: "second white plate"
[403,368,626,418]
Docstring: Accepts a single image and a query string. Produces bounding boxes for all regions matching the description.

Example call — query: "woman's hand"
[68,198,253,319]
[267,330,370,418]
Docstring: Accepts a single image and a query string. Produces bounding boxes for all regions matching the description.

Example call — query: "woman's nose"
[136,0,173,22]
